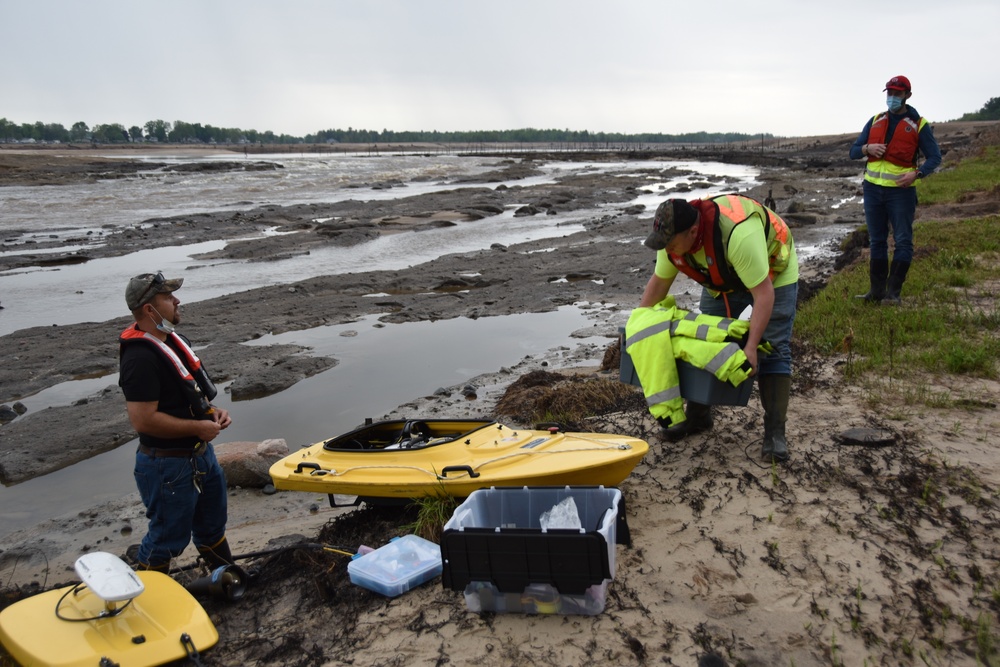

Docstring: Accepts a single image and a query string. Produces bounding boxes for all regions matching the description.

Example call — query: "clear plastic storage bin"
[441,486,621,614]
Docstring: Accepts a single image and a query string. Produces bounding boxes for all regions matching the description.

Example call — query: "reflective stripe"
[703,343,742,376]
[626,320,676,347]
[673,316,744,342]
[647,385,682,406]
[865,166,907,181]
[713,194,749,222]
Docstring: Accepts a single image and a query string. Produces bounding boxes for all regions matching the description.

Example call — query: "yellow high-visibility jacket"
[625,297,761,425]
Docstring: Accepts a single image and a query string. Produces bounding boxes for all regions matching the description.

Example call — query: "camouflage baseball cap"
[643,199,698,250]
[125,272,183,310]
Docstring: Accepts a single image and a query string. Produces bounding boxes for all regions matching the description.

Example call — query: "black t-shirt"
[119,334,206,449]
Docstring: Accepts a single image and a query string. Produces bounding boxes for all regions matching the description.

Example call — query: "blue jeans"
[699,282,798,376]
[862,180,917,263]
[133,443,228,568]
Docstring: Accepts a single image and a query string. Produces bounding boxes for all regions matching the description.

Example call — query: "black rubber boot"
[125,543,171,572]
[759,374,791,463]
[883,260,911,306]
[855,258,888,303]
[123,543,141,567]
[137,559,171,574]
[197,536,235,569]
[661,402,713,442]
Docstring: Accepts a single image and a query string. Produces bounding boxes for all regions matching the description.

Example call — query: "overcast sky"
[4,0,998,139]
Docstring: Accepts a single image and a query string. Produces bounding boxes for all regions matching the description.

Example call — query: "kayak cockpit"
[322,419,498,452]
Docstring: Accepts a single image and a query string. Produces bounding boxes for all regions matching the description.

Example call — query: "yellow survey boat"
[0,554,218,667]
[269,419,649,500]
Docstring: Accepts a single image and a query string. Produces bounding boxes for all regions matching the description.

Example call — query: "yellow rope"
[322,547,356,557]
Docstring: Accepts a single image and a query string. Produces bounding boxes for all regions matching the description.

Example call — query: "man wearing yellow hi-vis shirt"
[639,195,798,463]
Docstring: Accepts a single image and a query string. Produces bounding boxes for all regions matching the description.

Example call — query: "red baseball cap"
[884,75,911,93]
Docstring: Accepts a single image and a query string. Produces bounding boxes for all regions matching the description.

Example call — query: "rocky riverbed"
[0,134,874,484]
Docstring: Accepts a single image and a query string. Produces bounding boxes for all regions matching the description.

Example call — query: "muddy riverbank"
[3,122,999,666]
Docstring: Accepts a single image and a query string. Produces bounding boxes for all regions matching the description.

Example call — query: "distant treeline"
[3,96,996,145]
[308,128,769,146]
[956,96,1000,122]
[0,117,771,146]
[0,118,300,145]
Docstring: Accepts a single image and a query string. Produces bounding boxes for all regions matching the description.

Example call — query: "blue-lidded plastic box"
[347,535,442,597]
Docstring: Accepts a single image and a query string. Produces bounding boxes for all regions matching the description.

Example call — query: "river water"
[0,151,844,537]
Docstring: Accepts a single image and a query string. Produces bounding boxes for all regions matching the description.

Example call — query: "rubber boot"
[197,536,235,569]
[136,560,171,574]
[855,258,888,303]
[125,543,171,572]
[661,401,713,442]
[759,374,791,463]
[883,260,911,306]
[123,543,141,567]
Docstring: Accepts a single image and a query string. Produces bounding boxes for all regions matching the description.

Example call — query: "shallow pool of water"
[0,306,609,537]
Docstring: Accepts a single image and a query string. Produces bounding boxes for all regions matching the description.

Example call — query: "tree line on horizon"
[0,117,769,146]
[2,97,997,146]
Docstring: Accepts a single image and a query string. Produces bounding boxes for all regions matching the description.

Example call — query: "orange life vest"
[867,112,922,168]
[119,325,217,417]
[668,194,791,292]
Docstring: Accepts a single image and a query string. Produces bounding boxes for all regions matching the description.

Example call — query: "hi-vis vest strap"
[625,297,754,425]
[119,325,217,416]
[864,112,926,187]
[669,194,791,292]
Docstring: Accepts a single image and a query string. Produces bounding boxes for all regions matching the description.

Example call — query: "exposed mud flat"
[2,123,1000,666]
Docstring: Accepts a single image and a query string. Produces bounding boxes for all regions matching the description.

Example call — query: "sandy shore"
[2,123,1000,666]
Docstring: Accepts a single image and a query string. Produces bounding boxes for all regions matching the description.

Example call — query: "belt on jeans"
[137,441,207,458]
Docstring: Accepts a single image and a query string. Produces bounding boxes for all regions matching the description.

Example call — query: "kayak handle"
[438,465,479,479]
[295,462,322,474]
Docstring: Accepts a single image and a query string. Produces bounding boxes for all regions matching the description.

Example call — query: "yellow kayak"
[269,419,649,499]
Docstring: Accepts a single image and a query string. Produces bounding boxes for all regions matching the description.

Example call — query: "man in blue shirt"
[850,75,942,305]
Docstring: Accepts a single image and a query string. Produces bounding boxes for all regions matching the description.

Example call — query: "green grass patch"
[918,145,1000,205]
[405,491,460,542]
[796,216,1000,396]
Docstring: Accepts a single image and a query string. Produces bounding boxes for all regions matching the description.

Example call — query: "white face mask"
[150,305,175,334]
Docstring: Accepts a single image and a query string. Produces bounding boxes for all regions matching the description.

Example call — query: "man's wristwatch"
[916,172,925,179]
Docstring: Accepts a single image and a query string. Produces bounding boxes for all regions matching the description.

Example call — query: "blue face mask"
[887,95,904,112]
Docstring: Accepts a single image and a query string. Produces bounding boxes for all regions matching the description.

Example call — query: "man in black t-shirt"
[118,272,234,573]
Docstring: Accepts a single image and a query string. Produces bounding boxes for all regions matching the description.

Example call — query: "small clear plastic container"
[347,535,442,597]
